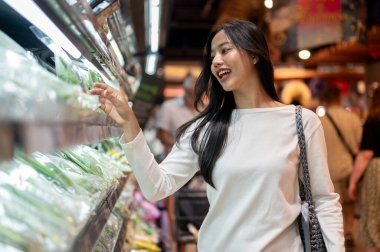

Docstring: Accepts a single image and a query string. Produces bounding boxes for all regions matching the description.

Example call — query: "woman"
[91,20,344,251]
[349,87,380,251]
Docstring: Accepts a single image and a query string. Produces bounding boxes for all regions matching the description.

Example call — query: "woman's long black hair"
[176,19,279,188]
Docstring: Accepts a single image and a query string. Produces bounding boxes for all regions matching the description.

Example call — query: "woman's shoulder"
[300,107,322,134]
[281,104,320,126]
[301,107,320,120]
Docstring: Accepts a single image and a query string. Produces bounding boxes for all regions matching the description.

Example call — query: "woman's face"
[210,30,255,93]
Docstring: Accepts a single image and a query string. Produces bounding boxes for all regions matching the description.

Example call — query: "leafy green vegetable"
[14,151,74,191]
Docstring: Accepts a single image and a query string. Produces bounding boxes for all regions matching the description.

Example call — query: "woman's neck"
[233,86,280,109]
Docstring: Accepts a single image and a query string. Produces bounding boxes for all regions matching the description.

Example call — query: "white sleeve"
[306,124,345,251]
[122,129,199,201]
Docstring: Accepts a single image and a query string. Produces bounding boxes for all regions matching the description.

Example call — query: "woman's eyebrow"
[211,41,232,53]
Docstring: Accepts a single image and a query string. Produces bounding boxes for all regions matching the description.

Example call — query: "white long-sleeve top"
[123,105,344,252]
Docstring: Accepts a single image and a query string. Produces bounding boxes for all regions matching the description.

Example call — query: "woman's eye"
[222,48,231,54]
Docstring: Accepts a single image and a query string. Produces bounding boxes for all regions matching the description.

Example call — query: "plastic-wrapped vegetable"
[0,160,90,225]
[15,151,74,193]
[0,33,100,119]
[91,138,131,169]
[0,161,90,251]
[55,56,81,86]
[33,152,107,199]
[61,145,126,190]
[0,224,42,252]
[94,212,121,251]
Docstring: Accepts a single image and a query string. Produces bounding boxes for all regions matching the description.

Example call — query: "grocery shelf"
[71,174,129,252]
[0,101,126,159]
[18,122,123,154]
[1,1,139,251]
[33,0,132,96]
[0,122,123,160]
[0,123,14,160]
[0,100,117,124]
[112,217,129,252]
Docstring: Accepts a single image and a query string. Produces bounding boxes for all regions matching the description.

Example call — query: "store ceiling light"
[264,0,273,9]
[149,0,160,53]
[298,50,311,60]
[152,0,160,6]
[3,0,82,59]
[316,106,326,117]
[145,54,158,75]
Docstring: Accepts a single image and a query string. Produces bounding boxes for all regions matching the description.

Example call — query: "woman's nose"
[212,55,222,68]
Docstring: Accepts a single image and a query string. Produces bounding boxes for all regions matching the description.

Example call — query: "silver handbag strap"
[295,105,313,204]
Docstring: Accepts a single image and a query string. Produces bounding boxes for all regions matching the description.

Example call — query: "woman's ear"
[252,56,258,65]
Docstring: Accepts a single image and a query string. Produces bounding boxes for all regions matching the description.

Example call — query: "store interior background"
[1,0,379,126]
[0,0,380,251]
[159,0,379,120]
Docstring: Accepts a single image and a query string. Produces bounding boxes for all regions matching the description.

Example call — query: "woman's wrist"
[122,116,141,142]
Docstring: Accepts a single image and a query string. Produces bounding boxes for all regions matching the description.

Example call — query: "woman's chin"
[220,83,233,92]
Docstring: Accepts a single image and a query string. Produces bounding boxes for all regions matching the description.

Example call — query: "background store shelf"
[71,174,129,252]
[112,218,129,252]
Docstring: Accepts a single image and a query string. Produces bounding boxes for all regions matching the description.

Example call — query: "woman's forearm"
[350,150,374,185]
[122,113,141,143]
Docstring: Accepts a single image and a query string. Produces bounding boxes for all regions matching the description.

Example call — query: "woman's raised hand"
[91,82,130,124]
[90,82,140,141]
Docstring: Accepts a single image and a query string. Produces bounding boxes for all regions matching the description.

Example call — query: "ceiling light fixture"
[264,0,273,9]
[145,54,158,75]
[149,0,161,53]
[298,50,311,60]
[3,0,82,59]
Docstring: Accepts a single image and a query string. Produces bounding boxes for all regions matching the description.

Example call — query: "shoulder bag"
[295,105,327,252]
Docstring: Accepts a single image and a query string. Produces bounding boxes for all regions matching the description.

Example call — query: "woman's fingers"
[104,88,128,106]
[91,83,132,125]
[92,83,123,102]
[99,96,106,104]
[93,82,109,90]
[90,89,104,96]
[92,83,128,104]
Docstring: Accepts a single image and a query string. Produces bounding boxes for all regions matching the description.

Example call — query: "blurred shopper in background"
[91,19,344,251]
[349,87,380,252]
[320,86,362,246]
[156,73,199,155]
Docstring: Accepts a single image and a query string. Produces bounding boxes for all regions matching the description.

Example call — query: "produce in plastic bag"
[0,160,91,251]
[0,33,100,119]
[61,145,126,190]
[94,212,121,251]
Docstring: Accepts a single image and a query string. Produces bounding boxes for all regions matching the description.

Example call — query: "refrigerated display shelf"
[71,174,128,252]
[32,0,132,96]
[0,123,14,160]
[18,122,122,154]
[0,107,125,160]
[112,217,129,252]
